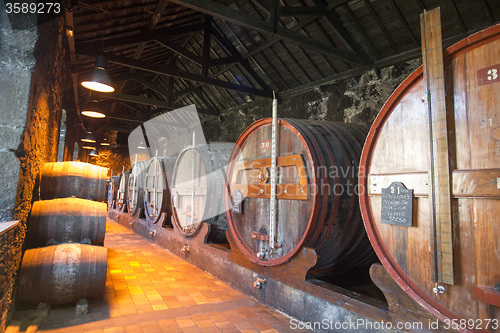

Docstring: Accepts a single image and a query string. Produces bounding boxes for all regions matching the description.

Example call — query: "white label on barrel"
[260,140,272,150]
[478,64,500,86]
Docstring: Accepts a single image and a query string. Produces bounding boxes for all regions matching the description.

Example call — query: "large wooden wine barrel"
[127,160,149,216]
[226,118,376,271]
[29,198,107,247]
[40,162,107,202]
[144,157,176,224]
[18,243,107,304]
[171,143,234,243]
[107,175,120,210]
[115,171,130,212]
[359,25,500,328]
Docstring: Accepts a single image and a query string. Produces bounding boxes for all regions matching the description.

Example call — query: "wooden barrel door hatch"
[107,175,120,210]
[143,157,176,224]
[359,24,500,329]
[226,118,377,273]
[127,161,149,216]
[116,171,130,212]
[171,143,234,243]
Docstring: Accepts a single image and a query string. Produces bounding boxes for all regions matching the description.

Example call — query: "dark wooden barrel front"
[29,198,106,246]
[359,24,500,328]
[107,175,120,210]
[144,157,176,224]
[40,162,107,202]
[18,243,107,304]
[116,171,130,212]
[226,118,376,271]
[171,143,234,243]
[127,160,149,215]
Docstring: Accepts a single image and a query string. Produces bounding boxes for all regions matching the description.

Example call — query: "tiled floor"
[37,220,312,333]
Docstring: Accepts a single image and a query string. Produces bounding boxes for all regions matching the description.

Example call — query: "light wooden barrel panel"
[18,243,107,304]
[359,24,500,328]
[127,160,149,215]
[40,162,108,202]
[171,143,234,243]
[144,157,176,224]
[226,118,376,271]
[29,198,106,246]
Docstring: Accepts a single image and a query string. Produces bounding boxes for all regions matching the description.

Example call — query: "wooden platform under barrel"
[171,143,234,243]
[359,24,500,328]
[226,118,377,274]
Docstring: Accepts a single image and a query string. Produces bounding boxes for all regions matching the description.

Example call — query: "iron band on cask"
[226,118,377,271]
[171,143,234,243]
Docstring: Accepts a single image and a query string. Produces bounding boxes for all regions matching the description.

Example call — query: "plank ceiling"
[66,0,500,133]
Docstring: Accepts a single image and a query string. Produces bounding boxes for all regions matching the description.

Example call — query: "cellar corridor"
[12,221,309,333]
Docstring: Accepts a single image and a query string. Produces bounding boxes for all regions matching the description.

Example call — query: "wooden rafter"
[167,0,372,68]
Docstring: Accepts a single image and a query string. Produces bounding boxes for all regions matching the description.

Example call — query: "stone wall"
[0,9,71,332]
[202,59,421,143]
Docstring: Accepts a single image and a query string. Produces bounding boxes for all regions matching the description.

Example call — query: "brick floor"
[36,220,312,333]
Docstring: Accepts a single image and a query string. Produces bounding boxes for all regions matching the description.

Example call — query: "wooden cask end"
[144,157,176,224]
[40,162,107,202]
[18,243,107,304]
[127,160,149,215]
[226,118,377,271]
[29,198,106,246]
[359,24,500,329]
[115,171,130,212]
[107,175,120,210]
[171,143,234,243]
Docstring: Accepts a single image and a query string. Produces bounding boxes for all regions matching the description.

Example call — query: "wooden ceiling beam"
[277,6,324,16]
[154,36,203,65]
[167,0,372,68]
[79,51,273,98]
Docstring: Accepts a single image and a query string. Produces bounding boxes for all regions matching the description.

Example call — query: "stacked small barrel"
[19,161,108,305]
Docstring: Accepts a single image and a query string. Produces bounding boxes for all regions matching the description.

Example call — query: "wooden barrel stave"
[127,161,149,215]
[40,162,107,202]
[171,143,234,243]
[144,157,176,224]
[29,198,106,246]
[359,24,500,327]
[18,243,107,304]
[226,118,377,271]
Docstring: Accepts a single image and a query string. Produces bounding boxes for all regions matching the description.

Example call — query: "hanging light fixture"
[137,140,147,149]
[82,100,106,118]
[100,138,110,146]
[89,148,99,156]
[81,55,115,93]
[81,131,96,143]
[82,142,96,150]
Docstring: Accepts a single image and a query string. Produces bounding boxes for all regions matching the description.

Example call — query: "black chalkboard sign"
[232,190,244,214]
[381,182,413,227]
